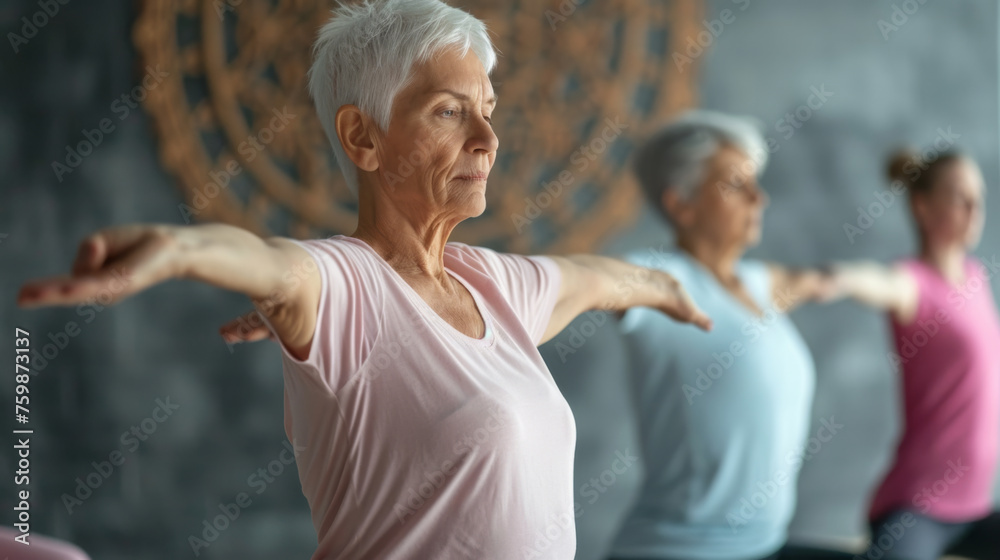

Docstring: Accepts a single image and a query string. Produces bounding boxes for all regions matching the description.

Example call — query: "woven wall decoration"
[134,0,702,253]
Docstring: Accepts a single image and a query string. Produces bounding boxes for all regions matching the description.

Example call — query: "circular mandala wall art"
[134,0,702,253]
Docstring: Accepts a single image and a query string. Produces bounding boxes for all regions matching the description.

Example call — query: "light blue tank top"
[610,249,816,560]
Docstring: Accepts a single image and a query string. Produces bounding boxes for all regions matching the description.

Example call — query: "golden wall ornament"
[134,0,702,253]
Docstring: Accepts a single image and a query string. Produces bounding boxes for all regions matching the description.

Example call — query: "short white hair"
[307,0,498,197]
[633,110,768,214]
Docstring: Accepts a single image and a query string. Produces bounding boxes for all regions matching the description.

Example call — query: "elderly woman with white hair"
[607,111,855,560]
[17,1,711,558]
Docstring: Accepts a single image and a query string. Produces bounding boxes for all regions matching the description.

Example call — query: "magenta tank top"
[868,257,1000,522]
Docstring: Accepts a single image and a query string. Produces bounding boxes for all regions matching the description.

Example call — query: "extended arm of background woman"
[764,261,916,322]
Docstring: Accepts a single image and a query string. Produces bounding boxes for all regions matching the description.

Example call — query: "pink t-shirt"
[263,235,576,559]
[869,257,1000,522]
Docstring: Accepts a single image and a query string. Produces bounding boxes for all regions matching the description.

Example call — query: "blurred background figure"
[604,110,850,560]
[536,3,1000,559]
[832,151,1000,560]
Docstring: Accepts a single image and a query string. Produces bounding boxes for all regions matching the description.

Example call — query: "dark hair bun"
[886,148,918,188]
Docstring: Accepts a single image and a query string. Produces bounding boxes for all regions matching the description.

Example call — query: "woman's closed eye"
[439,108,492,125]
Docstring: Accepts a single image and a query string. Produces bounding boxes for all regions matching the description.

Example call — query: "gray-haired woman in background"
[608,111,854,560]
[17,1,711,558]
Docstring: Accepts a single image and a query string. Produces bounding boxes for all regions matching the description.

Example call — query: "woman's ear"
[662,188,689,227]
[335,105,379,172]
[910,192,932,232]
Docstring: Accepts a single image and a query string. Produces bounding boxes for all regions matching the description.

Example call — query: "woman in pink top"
[835,150,1000,559]
[15,1,710,558]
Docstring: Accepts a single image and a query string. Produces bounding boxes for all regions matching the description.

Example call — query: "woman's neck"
[919,242,967,285]
[351,188,461,280]
[676,234,744,288]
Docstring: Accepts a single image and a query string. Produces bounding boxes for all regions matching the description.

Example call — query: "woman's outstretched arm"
[16,223,320,360]
[766,264,836,313]
[539,255,712,345]
[764,261,917,322]
[219,252,711,347]
[828,260,918,324]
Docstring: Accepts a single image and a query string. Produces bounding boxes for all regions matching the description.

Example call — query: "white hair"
[633,110,769,215]
[307,0,498,196]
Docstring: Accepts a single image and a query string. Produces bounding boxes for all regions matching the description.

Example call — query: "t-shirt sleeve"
[457,245,563,345]
[259,238,374,393]
[891,259,926,327]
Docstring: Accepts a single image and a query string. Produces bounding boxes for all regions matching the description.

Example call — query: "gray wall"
[545,0,1000,557]
[1,1,997,559]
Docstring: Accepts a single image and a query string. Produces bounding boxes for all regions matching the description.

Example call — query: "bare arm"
[766,264,836,313]
[829,260,918,324]
[538,254,712,345]
[17,223,320,359]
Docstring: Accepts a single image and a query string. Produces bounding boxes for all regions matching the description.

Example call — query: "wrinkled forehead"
[406,47,496,104]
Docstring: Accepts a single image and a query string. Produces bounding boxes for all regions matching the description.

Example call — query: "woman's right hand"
[17,224,182,309]
[219,310,276,344]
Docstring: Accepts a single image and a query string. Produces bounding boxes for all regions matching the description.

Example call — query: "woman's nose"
[468,115,499,154]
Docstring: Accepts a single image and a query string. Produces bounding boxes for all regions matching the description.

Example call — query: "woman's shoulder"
[291,236,391,299]
[442,243,558,306]
[622,246,691,279]
[443,242,537,274]
[297,235,387,269]
[298,235,367,255]
[964,254,994,280]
